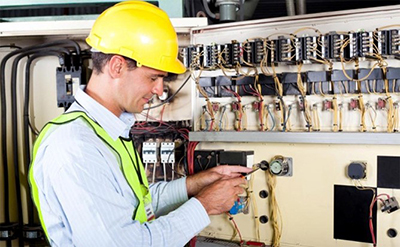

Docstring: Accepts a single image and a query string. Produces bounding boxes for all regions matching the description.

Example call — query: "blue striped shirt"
[31,87,210,246]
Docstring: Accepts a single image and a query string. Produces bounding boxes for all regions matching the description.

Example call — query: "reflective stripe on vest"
[29,111,152,239]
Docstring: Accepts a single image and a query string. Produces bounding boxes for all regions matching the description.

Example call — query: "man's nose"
[152,78,164,96]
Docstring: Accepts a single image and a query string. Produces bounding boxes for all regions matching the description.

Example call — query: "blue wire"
[282,105,292,132]
[267,106,276,131]
[204,119,210,131]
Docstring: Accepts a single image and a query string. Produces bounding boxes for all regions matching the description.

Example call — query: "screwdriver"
[243,160,269,177]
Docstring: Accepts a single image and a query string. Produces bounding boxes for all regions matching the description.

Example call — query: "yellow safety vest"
[29,111,152,239]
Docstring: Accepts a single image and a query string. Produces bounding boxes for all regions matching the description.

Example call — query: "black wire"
[0,40,79,246]
[24,51,67,225]
[12,48,68,246]
[143,74,191,110]
[0,45,22,49]
[0,40,80,229]
[0,44,21,247]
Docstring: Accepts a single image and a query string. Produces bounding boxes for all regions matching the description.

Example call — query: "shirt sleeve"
[34,125,210,247]
[149,178,189,217]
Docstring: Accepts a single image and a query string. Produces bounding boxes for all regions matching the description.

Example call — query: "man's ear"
[108,55,125,78]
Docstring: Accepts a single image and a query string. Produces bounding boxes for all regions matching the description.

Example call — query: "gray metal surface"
[189,131,400,145]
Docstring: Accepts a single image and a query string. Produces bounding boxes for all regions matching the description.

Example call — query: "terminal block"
[277,36,294,63]
[376,30,391,56]
[181,44,204,68]
[265,39,279,64]
[242,41,253,65]
[390,29,400,57]
[375,29,400,58]
[294,36,319,63]
[349,31,374,58]
[204,44,219,68]
[242,39,264,65]
[321,32,349,61]
[253,38,265,64]
[218,43,233,67]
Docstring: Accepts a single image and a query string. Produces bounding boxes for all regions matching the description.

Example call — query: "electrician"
[29,1,251,246]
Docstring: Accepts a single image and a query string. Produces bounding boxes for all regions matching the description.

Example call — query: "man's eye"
[151,77,158,81]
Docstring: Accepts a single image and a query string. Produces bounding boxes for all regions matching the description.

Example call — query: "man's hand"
[195,177,247,215]
[186,165,252,197]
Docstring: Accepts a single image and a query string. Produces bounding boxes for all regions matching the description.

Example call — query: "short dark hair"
[91,52,137,74]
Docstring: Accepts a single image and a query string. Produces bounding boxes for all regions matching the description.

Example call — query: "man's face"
[116,63,167,114]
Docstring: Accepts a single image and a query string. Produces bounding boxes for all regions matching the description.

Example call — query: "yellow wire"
[376,24,400,31]
[266,164,283,247]
[394,103,399,132]
[242,105,248,131]
[249,169,260,241]
[312,105,320,131]
[358,94,367,132]
[264,105,270,131]
[296,63,312,131]
[255,76,266,131]
[292,27,322,36]
[367,103,377,132]
[381,67,395,132]
[339,103,343,132]
[319,82,326,97]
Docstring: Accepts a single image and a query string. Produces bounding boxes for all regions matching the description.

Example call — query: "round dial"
[270,160,283,175]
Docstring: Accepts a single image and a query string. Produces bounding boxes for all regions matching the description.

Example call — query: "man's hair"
[91,52,137,74]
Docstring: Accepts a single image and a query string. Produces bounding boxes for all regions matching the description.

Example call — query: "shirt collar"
[68,86,135,140]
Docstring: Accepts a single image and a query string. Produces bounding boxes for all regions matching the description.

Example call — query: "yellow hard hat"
[86,1,186,74]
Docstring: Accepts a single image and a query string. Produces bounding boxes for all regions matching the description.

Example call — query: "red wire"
[187,142,198,175]
[189,237,197,247]
[248,84,262,98]
[241,85,258,96]
[369,193,392,246]
[223,86,241,100]
[226,213,244,245]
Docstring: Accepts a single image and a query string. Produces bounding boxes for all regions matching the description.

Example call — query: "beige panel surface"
[197,142,400,247]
